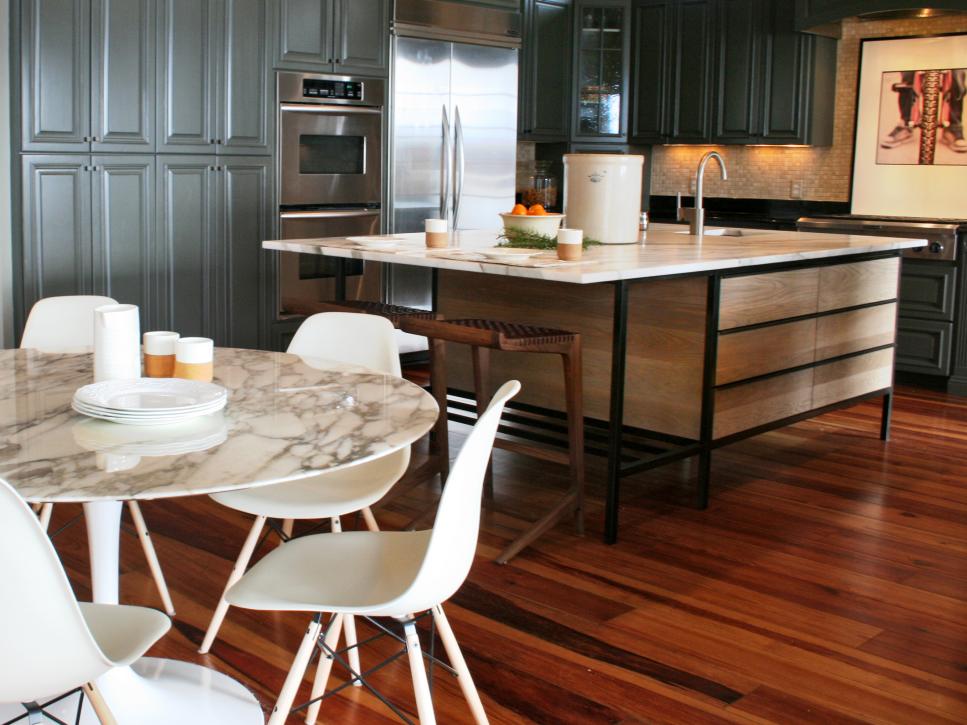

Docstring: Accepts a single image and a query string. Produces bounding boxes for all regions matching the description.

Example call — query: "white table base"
[0,502,264,724]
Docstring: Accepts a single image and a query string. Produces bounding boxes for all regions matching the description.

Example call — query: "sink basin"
[674,227,747,237]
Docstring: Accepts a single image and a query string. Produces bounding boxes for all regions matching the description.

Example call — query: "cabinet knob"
[216,139,222,144]
[83,136,91,142]
[91,136,99,142]
[209,138,215,144]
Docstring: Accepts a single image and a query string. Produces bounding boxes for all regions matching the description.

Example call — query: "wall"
[649,13,967,201]
[0,2,13,348]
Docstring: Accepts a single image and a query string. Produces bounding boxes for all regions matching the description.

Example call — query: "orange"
[510,204,528,215]
[527,204,547,216]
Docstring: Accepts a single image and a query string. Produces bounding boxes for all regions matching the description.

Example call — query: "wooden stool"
[401,317,584,564]
[284,298,450,482]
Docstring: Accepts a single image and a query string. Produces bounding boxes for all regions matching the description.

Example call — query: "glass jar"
[522,161,559,210]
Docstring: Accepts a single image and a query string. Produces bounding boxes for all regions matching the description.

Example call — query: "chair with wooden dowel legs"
[0,478,171,725]
[20,295,175,615]
[198,313,412,684]
[401,317,585,564]
[225,381,521,725]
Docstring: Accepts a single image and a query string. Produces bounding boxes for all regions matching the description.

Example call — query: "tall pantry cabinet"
[15,0,273,347]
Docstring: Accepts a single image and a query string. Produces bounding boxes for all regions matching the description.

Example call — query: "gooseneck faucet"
[677,151,728,237]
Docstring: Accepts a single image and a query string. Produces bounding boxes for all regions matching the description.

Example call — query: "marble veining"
[0,348,438,503]
[263,225,927,285]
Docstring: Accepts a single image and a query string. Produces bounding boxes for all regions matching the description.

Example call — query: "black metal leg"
[880,391,893,441]
[605,280,629,545]
[335,258,347,302]
[697,275,721,510]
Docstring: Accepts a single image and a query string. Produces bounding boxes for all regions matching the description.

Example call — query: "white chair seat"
[209,449,409,519]
[78,602,171,666]
[226,529,432,617]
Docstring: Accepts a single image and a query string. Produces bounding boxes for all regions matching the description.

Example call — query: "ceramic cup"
[174,337,214,382]
[425,218,449,248]
[143,331,180,378]
[557,228,583,261]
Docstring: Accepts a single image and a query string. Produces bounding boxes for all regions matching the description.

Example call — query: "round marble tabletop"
[0,347,439,503]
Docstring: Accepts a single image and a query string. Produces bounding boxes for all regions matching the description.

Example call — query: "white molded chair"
[226,380,521,725]
[20,296,176,616]
[0,478,170,723]
[199,313,411,678]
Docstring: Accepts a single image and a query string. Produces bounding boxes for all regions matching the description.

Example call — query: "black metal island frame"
[264,225,926,544]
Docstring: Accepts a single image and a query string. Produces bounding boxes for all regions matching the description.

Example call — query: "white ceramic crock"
[563,154,644,244]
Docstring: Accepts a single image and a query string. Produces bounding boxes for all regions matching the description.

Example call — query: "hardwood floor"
[46,384,967,723]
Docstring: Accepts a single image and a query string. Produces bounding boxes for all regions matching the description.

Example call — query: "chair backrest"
[287,312,401,377]
[394,380,520,613]
[20,296,118,352]
[0,480,112,702]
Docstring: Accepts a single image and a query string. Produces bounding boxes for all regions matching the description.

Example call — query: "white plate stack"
[72,378,228,426]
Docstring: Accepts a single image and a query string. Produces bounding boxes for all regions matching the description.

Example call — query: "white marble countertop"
[0,348,438,503]
[262,223,927,285]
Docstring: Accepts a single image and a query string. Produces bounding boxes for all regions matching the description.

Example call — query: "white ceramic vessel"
[563,154,644,244]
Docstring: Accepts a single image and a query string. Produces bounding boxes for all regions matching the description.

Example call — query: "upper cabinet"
[630,0,835,145]
[572,0,630,142]
[157,0,271,154]
[275,0,389,76]
[21,0,155,153]
[519,0,572,141]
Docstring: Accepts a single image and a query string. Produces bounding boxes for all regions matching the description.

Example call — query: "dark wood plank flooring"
[46,384,967,723]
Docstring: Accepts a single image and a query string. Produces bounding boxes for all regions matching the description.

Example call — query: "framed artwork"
[851,33,967,219]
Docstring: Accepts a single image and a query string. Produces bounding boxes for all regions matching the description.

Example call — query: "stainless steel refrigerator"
[387,0,521,311]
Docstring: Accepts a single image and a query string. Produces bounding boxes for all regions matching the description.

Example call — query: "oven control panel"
[302,79,363,101]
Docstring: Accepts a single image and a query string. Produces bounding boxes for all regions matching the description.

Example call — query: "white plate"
[71,402,226,426]
[74,378,227,413]
[477,247,545,260]
[347,236,405,248]
[72,400,226,420]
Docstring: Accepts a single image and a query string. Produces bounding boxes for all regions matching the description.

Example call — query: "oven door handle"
[280,103,382,115]
[441,105,451,221]
[279,209,381,219]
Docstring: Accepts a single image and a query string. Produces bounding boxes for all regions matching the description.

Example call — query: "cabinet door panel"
[522,0,570,139]
[91,0,156,152]
[156,156,217,337]
[157,0,218,152]
[276,0,334,71]
[91,156,156,329]
[899,262,957,321]
[712,0,759,142]
[630,0,670,143]
[21,0,91,151]
[812,348,894,409]
[334,0,388,76]
[896,319,953,376]
[21,156,94,309]
[669,0,712,141]
[218,158,272,348]
[760,0,806,141]
[221,0,271,154]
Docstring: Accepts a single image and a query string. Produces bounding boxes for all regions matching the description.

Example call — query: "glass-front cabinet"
[573,0,630,141]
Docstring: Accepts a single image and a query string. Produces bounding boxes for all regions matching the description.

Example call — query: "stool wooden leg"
[563,341,585,535]
[38,503,53,532]
[430,336,450,484]
[471,346,495,499]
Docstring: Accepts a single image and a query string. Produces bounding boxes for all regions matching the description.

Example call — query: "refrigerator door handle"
[441,105,451,221]
[453,105,465,229]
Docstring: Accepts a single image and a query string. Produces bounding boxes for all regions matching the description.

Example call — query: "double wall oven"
[277,72,385,318]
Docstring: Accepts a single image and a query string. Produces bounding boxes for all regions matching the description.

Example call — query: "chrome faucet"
[677,151,728,236]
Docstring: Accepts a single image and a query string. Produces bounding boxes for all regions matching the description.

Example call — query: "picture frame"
[851,32,967,219]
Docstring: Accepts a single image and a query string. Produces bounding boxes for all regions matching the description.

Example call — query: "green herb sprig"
[497,228,601,250]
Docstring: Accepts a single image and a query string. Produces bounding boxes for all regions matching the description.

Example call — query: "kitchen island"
[264,224,926,543]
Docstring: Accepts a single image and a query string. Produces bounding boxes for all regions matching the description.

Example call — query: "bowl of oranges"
[499,204,565,237]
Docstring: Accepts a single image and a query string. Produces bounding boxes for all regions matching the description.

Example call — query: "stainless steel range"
[798,215,967,393]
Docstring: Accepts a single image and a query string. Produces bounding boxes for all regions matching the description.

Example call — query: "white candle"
[425,218,448,248]
[556,228,583,261]
[557,228,583,245]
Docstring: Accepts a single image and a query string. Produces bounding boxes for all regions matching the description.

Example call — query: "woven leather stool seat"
[402,317,577,352]
[282,298,436,328]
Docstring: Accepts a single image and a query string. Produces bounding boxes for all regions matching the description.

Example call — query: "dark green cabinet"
[519,0,572,141]
[896,261,959,378]
[22,155,156,328]
[275,0,389,77]
[21,0,155,153]
[156,156,270,347]
[630,0,834,145]
[158,0,271,155]
[572,0,630,142]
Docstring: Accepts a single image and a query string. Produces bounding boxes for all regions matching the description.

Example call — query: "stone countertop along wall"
[650,14,967,202]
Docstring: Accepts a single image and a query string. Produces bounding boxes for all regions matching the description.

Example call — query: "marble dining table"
[0,346,438,724]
